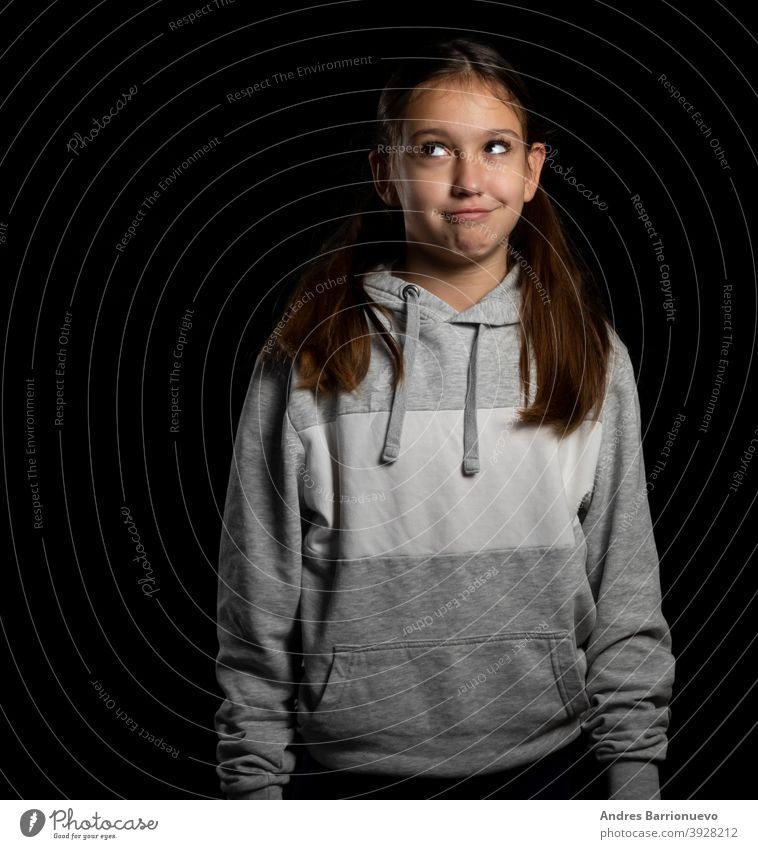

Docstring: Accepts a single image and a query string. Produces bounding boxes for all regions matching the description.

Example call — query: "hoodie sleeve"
[578,337,676,800]
[214,352,305,800]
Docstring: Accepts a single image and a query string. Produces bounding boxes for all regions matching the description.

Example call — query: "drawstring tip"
[462,456,481,475]
[381,444,399,464]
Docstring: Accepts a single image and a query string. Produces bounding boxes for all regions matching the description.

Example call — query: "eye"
[418,141,448,157]
[485,138,512,155]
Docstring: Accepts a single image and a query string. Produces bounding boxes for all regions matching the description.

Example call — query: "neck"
[392,245,511,313]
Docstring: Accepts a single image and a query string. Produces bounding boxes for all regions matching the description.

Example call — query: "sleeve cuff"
[227,784,284,800]
[607,760,661,800]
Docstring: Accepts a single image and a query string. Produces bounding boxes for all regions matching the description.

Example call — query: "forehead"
[402,78,522,138]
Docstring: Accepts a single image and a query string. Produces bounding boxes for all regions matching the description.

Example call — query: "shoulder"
[253,345,298,385]
[595,326,642,429]
[605,326,637,395]
[236,349,298,421]
[254,348,321,435]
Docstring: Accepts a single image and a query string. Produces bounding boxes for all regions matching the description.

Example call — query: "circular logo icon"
[20,809,46,837]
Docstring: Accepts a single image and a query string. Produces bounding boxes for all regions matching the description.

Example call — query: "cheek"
[392,173,418,209]
[398,182,448,225]
[486,160,526,193]
[495,171,525,197]
[410,177,449,208]
[398,162,452,200]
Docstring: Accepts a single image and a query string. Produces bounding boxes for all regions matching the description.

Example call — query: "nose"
[451,149,485,195]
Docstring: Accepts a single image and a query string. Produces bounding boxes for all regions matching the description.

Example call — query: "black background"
[1,0,756,800]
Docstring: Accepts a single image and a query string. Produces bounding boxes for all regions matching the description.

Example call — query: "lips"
[442,208,496,222]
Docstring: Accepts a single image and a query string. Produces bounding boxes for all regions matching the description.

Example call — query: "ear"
[523,142,547,203]
[368,149,400,207]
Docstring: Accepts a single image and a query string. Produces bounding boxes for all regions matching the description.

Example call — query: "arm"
[578,337,676,800]
[214,352,305,800]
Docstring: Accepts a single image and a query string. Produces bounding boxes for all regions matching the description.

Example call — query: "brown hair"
[264,37,612,436]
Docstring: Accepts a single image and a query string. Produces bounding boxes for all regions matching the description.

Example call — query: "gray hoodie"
[214,260,676,800]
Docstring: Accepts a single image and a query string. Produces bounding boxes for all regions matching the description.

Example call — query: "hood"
[360,261,523,476]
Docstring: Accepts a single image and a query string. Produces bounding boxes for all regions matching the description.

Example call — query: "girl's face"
[370,77,546,269]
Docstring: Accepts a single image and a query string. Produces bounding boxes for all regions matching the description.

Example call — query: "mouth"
[441,207,497,222]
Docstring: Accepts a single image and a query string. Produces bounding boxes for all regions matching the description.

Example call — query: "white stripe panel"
[298,408,603,559]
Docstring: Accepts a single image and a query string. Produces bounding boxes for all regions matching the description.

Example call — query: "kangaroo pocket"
[297,629,591,776]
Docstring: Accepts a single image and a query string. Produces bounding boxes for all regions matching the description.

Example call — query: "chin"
[452,240,502,259]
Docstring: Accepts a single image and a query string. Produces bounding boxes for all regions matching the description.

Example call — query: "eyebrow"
[409,127,522,140]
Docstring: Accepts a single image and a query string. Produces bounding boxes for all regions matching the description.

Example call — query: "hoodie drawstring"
[462,322,482,475]
[381,283,482,475]
[381,284,420,465]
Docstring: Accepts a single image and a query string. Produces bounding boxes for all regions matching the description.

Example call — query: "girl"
[214,37,676,801]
